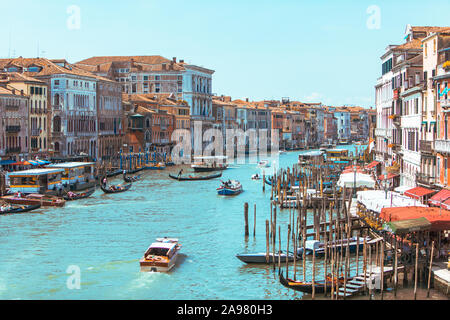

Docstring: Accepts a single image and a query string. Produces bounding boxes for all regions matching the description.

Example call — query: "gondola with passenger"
[168,172,222,181]
[100,183,132,194]
[0,203,41,215]
[63,188,95,201]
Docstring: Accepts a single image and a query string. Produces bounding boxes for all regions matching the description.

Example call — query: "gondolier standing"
[102,176,107,187]
[177,169,183,178]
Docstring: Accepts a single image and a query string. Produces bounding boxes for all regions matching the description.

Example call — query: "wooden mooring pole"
[244,202,249,237]
[427,241,435,298]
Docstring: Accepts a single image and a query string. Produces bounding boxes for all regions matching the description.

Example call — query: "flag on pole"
[368,138,375,153]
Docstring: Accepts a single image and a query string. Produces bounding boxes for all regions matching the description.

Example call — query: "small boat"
[63,188,95,201]
[279,271,346,294]
[144,162,166,170]
[279,150,286,155]
[123,173,142,182]
[236,251,300,264]
[140,237,181,272]
[257,160,270,168]
[1,194,65,207]
[100,183,132,194]
[251,174,261,180]
[217,180,243,195]
[106,169,122,177]
[0,203,41,215]
[168,172,222,181]
[302,237,375,256]
[191,156,228,172]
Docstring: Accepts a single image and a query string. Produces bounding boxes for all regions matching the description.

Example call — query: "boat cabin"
[325,149,349,163]
[298,151,324,165]
[7,168,64,194]
[144,242,178,259]
[46,162,95,187]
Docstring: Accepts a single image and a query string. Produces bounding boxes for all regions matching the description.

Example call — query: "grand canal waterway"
[0,145,370,299]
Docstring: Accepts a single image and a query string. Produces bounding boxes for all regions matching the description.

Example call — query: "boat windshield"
[147,247,170,256]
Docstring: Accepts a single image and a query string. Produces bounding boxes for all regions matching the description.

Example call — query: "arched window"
[53,116,61,133]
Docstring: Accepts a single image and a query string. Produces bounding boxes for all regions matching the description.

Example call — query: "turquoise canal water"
[0,145,367,299]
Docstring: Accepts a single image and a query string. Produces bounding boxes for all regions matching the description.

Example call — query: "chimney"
[180,59,184,63]
[172,57,177,63]
[162,63,166,70]
[246,98,249,102]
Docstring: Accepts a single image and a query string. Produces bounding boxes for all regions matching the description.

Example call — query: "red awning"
[378,173,399,180]
[366,161,380,169]
[404,187,435,200]
[428,189,450,208]
[345,165,361,170]
[380,206,450,231]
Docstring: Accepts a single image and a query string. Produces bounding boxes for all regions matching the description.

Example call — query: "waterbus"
[46,162,95,190]
[7,168,64,194]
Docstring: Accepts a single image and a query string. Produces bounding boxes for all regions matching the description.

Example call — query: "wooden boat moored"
[236,251,298,264]
[1,194,65,207]
[279,271,345,294]
[0,203,41,214]
[140,238,181,272]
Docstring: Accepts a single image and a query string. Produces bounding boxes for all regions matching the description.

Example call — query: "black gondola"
[0,203,41,215]
[123,174,142,183]
[279,271,345,294]
[168,172,222,181]
[106,169,122,177]
[100,183,132,194]
[63,188,95,201]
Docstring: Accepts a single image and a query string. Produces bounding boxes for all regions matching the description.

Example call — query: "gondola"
[100,183,132,194]
[123,173,142,183]
[0,203,41,215]
[168,172,222,181]
[279,271,345,294]
[106,169,122,177]
[63,188,95,201]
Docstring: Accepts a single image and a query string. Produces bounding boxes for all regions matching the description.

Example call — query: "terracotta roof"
[404,187,436,200]
[76,55,172,66]
[411,26,450,33]
[393,39,423,51]
[380,206,450,231]
[0,57,107,81]
[0,72,44,83]
[0,86,27,96]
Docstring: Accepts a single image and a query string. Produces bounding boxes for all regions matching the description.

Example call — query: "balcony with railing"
[434,139,450,154]
[31,128,41,136]
[416,172,436,187]
[419,140,434,154]
[5,125,21,133]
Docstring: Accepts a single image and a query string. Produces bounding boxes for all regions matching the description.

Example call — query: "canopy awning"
[379,173,399,181]
[0,160,16,165]
[428,189,450,209]
[366,161,380,169]
[404,186,436,200]
[385,217,432,234]
[337,172,375,188]
[380,206,450,231]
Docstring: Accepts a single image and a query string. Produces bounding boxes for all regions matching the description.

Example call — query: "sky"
[0,0,449,108]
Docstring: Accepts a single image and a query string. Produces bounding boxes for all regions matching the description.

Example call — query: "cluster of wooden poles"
[243,161,438,300]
